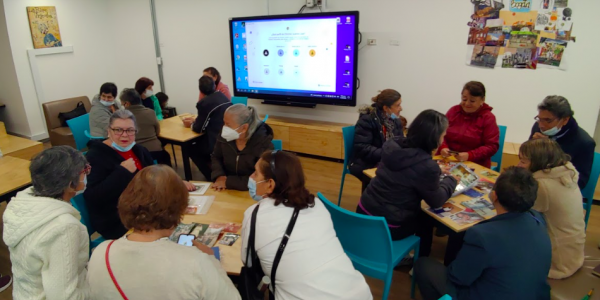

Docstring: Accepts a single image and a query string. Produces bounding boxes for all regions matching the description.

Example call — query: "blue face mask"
[248,178,267,201]
[541,125,561,136]
[100,100,114,107]
[112,141,136,152]
[390,112,399,120]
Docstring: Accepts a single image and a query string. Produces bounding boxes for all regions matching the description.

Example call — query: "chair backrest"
[342,126,355,168]
[582,152,600,201]
[317,192,393,276]
[84,130,104,140]
[42,96,91,130]
[491,125,507,168]
[70,194,94,237]
[231,96,248,106]
[66,114,91,151]
[272,139,283,151]
[263,114,269,123]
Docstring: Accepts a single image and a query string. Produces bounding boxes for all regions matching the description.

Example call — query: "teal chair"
[263,114,269,122]
[491,125,507,172]
[582,152,600,230]
[84,130,104,140]
[439,295,452,300]
[318,192,420,300]
[231,96,248,106]
[338,126,355,206]
[70,194,106,256]
[66,114,91,151]
[272,139,282,151]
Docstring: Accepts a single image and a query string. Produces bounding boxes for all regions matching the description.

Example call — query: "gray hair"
[30,146,87,200]
[225,104,262,138]
[538,95,574,119]
[109,109,137,129]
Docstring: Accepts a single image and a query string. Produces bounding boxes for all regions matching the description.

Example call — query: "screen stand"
[261,100,316,108]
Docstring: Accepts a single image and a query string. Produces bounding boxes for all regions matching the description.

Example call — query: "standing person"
[415,167,552,300]
[135,77,163,120]
[518,139,585,279]
[439,81,500,168]
[4,146,90,299]
[89,82,120,138]
[529,95,595,189]
[199,67,232,101]
[350,89,405,191]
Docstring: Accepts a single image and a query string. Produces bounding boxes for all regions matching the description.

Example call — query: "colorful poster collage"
[465,0,573,70]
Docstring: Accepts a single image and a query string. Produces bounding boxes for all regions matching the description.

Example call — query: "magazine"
[449,210,484,226]
[196,227,223,247]
[461,198,496,217]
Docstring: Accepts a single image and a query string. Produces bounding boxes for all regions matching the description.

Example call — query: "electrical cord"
[298,5,306,14]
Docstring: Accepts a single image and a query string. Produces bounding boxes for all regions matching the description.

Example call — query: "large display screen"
[229,11,359,107]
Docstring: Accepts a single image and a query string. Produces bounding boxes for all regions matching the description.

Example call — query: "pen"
[582,288,594,300]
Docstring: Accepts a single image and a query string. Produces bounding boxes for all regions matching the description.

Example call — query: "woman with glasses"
[85,110,195,239]
[3,146,90,299]
[529,96,595,189]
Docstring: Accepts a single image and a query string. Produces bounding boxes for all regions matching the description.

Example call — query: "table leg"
[181,142,193,181]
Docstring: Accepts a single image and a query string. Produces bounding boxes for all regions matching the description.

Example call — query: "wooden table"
[182,182,255,275]
[158,114,203,180]
[0,156,32,198]
[0,135,44,160]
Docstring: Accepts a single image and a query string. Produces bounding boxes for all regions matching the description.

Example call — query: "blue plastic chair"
[491,125,507,172]
[439,295,452,300]
[582,152,600,230]
[66,114,91,151]
[231,96,248,106]
[318,192,420,300]
[84,130,104,140]
[70,194,106,256]
[263,114,269,123]
[338,126,355,206]
[272,139,282,151]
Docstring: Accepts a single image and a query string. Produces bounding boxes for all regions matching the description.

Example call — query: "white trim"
[27,45,73,57]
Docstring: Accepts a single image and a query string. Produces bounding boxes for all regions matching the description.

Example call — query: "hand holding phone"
[177,234,196,246]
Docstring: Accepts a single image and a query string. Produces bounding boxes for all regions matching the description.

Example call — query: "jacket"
[84,140,154,239]
[141,94,163,121]
[3,187,89,300]
[199,82,232,101]
[89,94,121,138]
[211,122,274,191]
[359,138,457,226]
[533,162,585,279]
[192,92,232,155]
[349,106,405,178]
[126,104,162,152]
[448,210,551,300]
[439,103,499,168]
[528,118,596,189]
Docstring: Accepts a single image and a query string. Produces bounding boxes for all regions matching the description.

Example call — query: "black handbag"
[58,101,86,127]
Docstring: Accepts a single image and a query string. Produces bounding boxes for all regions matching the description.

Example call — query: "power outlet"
[306,0,315,8]
[367,39,377,46]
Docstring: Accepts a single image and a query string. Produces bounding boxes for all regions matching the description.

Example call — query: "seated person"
[120,88,171,166]
[135,77,163,120]
[199,67,231,101]
[184,75,232,180]
[350,89,405,191]
[529,95,595,189]
[415,167,551,300]
[85,110,195,239]
[439,81,499,168]
[155,92,170,118]
[211,104,273,191]
[518,139,585,279]
[89,82,120,138]
[4,146,89,299]
[241,151,372,299]
[357,109,457,259]
[87,165,241,300]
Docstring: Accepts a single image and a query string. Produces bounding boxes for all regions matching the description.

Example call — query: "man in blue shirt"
[415,167,551,300]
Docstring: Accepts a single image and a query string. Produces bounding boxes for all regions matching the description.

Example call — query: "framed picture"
[26,6,63,49]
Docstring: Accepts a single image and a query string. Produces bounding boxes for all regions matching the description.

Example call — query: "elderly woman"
[135,77,163,120]
[211,104,274,191]
[85,110,195,239]
[89,82,120,138]
[87,165,240,299]
[3,146,89,299]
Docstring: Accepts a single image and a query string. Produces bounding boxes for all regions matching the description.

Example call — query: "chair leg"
[171,144,178,168]
[338,170,347,206]
[382,269,394,300]
[585,202,592,231]
[411,243,420,299]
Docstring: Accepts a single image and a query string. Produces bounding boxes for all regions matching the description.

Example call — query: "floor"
[0,144,598,299]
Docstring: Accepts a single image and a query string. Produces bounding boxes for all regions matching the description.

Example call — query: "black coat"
[529,118,596,189]
[211,122,274,191]
[84,140,154,239]
[359,138,457,226]
[192,92,232,155]
[349,106,404,178]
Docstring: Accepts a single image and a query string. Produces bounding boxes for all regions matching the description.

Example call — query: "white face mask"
[75,176,87,196]
[145,89,154,97]
[221,126,241,142]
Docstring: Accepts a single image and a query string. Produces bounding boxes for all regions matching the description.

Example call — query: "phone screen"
[177,234,196,246]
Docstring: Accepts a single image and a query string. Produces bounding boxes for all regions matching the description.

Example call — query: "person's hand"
[183,181,197,191]
[440,148,450,157]
[109,105,117,113]
[120,158,137,173]
[441,165,452,175]
[454,152,469,162]
[192,240,214,256]
[452,175,462,182]
[182,117,194,128]
[212,176,227,191]
[532,132,548,140]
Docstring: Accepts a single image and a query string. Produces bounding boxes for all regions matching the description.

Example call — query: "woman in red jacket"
[439,81,499,168]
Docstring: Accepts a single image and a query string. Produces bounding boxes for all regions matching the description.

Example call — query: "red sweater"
[438,103,499,168]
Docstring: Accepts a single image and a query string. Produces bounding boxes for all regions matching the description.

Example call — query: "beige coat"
[533,162,586,279]
[126,104,162,152]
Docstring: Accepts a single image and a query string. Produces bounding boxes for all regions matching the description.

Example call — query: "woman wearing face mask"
[241,151,372,299]
[3,146,90,299]
[529,96,595,189]
[211,104,274,191]
[135,77,163,121]
[438,81,499,168]
[84,110,196,239]
[349,89,406,192]
[89,82,121,138]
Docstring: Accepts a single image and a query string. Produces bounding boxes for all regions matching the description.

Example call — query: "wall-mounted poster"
[26,6,62,49]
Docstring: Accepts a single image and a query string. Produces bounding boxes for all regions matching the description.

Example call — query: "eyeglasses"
[110,128,137,136]
[80,164,92,175]
[534,116,558,125]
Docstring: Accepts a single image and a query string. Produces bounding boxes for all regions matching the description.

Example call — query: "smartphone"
[448,150,460,155]
[177,234,196,246]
